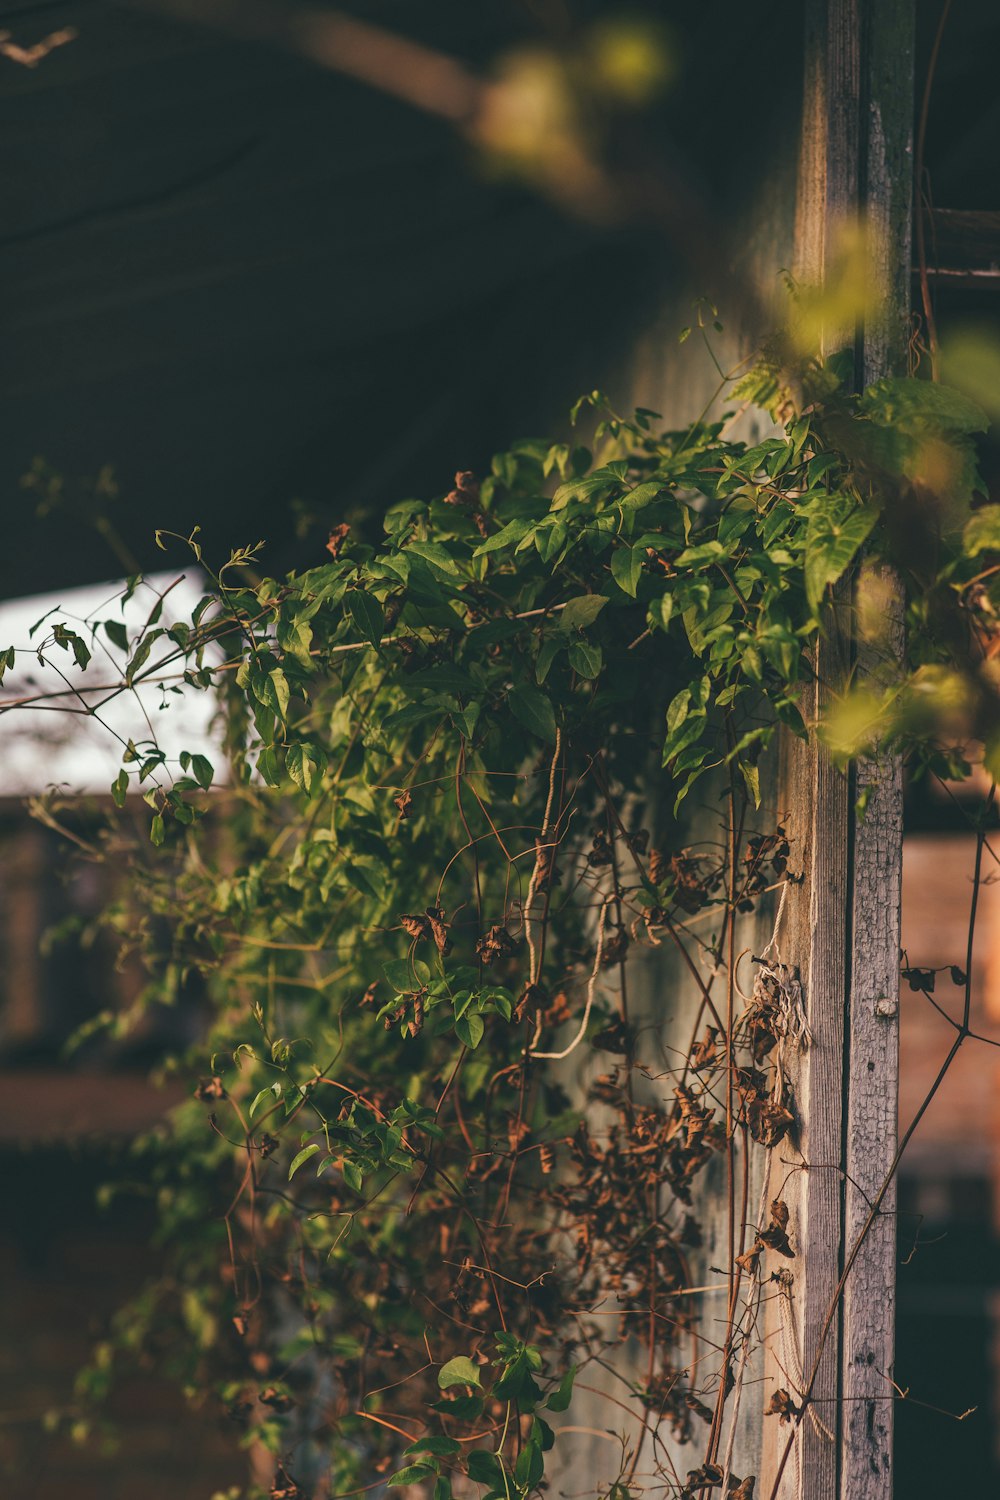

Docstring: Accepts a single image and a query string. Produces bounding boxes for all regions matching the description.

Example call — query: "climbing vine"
[6,346,998,1500]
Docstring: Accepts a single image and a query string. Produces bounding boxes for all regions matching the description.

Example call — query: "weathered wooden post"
[765,4,913,1498]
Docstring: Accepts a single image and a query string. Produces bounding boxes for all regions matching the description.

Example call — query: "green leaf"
[125,630,159,685]
[384,958,430,992]
[535,635,563,684]
[740,762,761,808]
[267,667,290,721]
[546,1365,576,1412]
[431,1393,483,1420]
[403,1437,462,1457]
[568,640,602,679]
[112,769,128,808]
[666,688,690,736]
[258,745,282,786]
[551,472,619,511]
[508,686,557,743]
[288,1143,321,1179]
[618,479,664,514]
[466,1451,505,1487]
[149,814,165,847]
[455,1012,485,1049]
[388,1464,436,1487]
[804,503,878,613]
[405,540,461,574]
[249,1084,281,1119]
[343,1160,363,1193]
[558,595,608,632]
[189,754,213,791]
[515,1442,544,1489]
[964,508,1000,557]
[52,622,92,671]
[611,546,643,597]
[104,619,128,651]
[345,590,386,648]
[858,375,988,435]
[472,518,532,556]
[531,1415,555,1451]
[438,1356,482,1390]
[286,743,317,794]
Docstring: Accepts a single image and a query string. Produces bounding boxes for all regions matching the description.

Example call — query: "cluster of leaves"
[14,358,998,1498]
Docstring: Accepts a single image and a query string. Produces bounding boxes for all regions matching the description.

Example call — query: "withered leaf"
[764,1387,800,1424]
[599,926,629,968]
[393,789,414,818]
[514,980,547,1021]
[758,1199,794,1258]
[691,1026,720,1071]
[325,523,350,558]
[747,1098,794,1148]
[259,1386,292,1411]
[592,1016,630,1054]
[400,911,430,941]
[682,1461,724,1494]
[476,923,515,965]
[194,1076,225,1102]
[425,905,452,955]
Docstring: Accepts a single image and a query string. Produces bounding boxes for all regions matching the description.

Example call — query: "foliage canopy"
[8,354,997,1499]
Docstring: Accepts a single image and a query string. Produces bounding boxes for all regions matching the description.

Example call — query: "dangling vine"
[6,347,999,1500]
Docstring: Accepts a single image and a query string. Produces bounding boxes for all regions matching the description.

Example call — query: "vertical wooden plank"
[768,620,851,1500]
[760,7,860,1498]
[767,5,911,1497]
[839,4,913,1495]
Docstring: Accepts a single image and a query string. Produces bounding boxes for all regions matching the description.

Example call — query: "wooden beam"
[765,5,911,1499]
[912,208,1000,288]
[761,7,861,1498]
[839,6,911,1495]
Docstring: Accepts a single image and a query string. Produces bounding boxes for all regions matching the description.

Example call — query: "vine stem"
[529,895,612,1060]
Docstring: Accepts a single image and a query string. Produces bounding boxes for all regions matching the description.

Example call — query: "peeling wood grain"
[839,4,912,1496]
[769,6,911,1498]
[764,7,860,1497]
